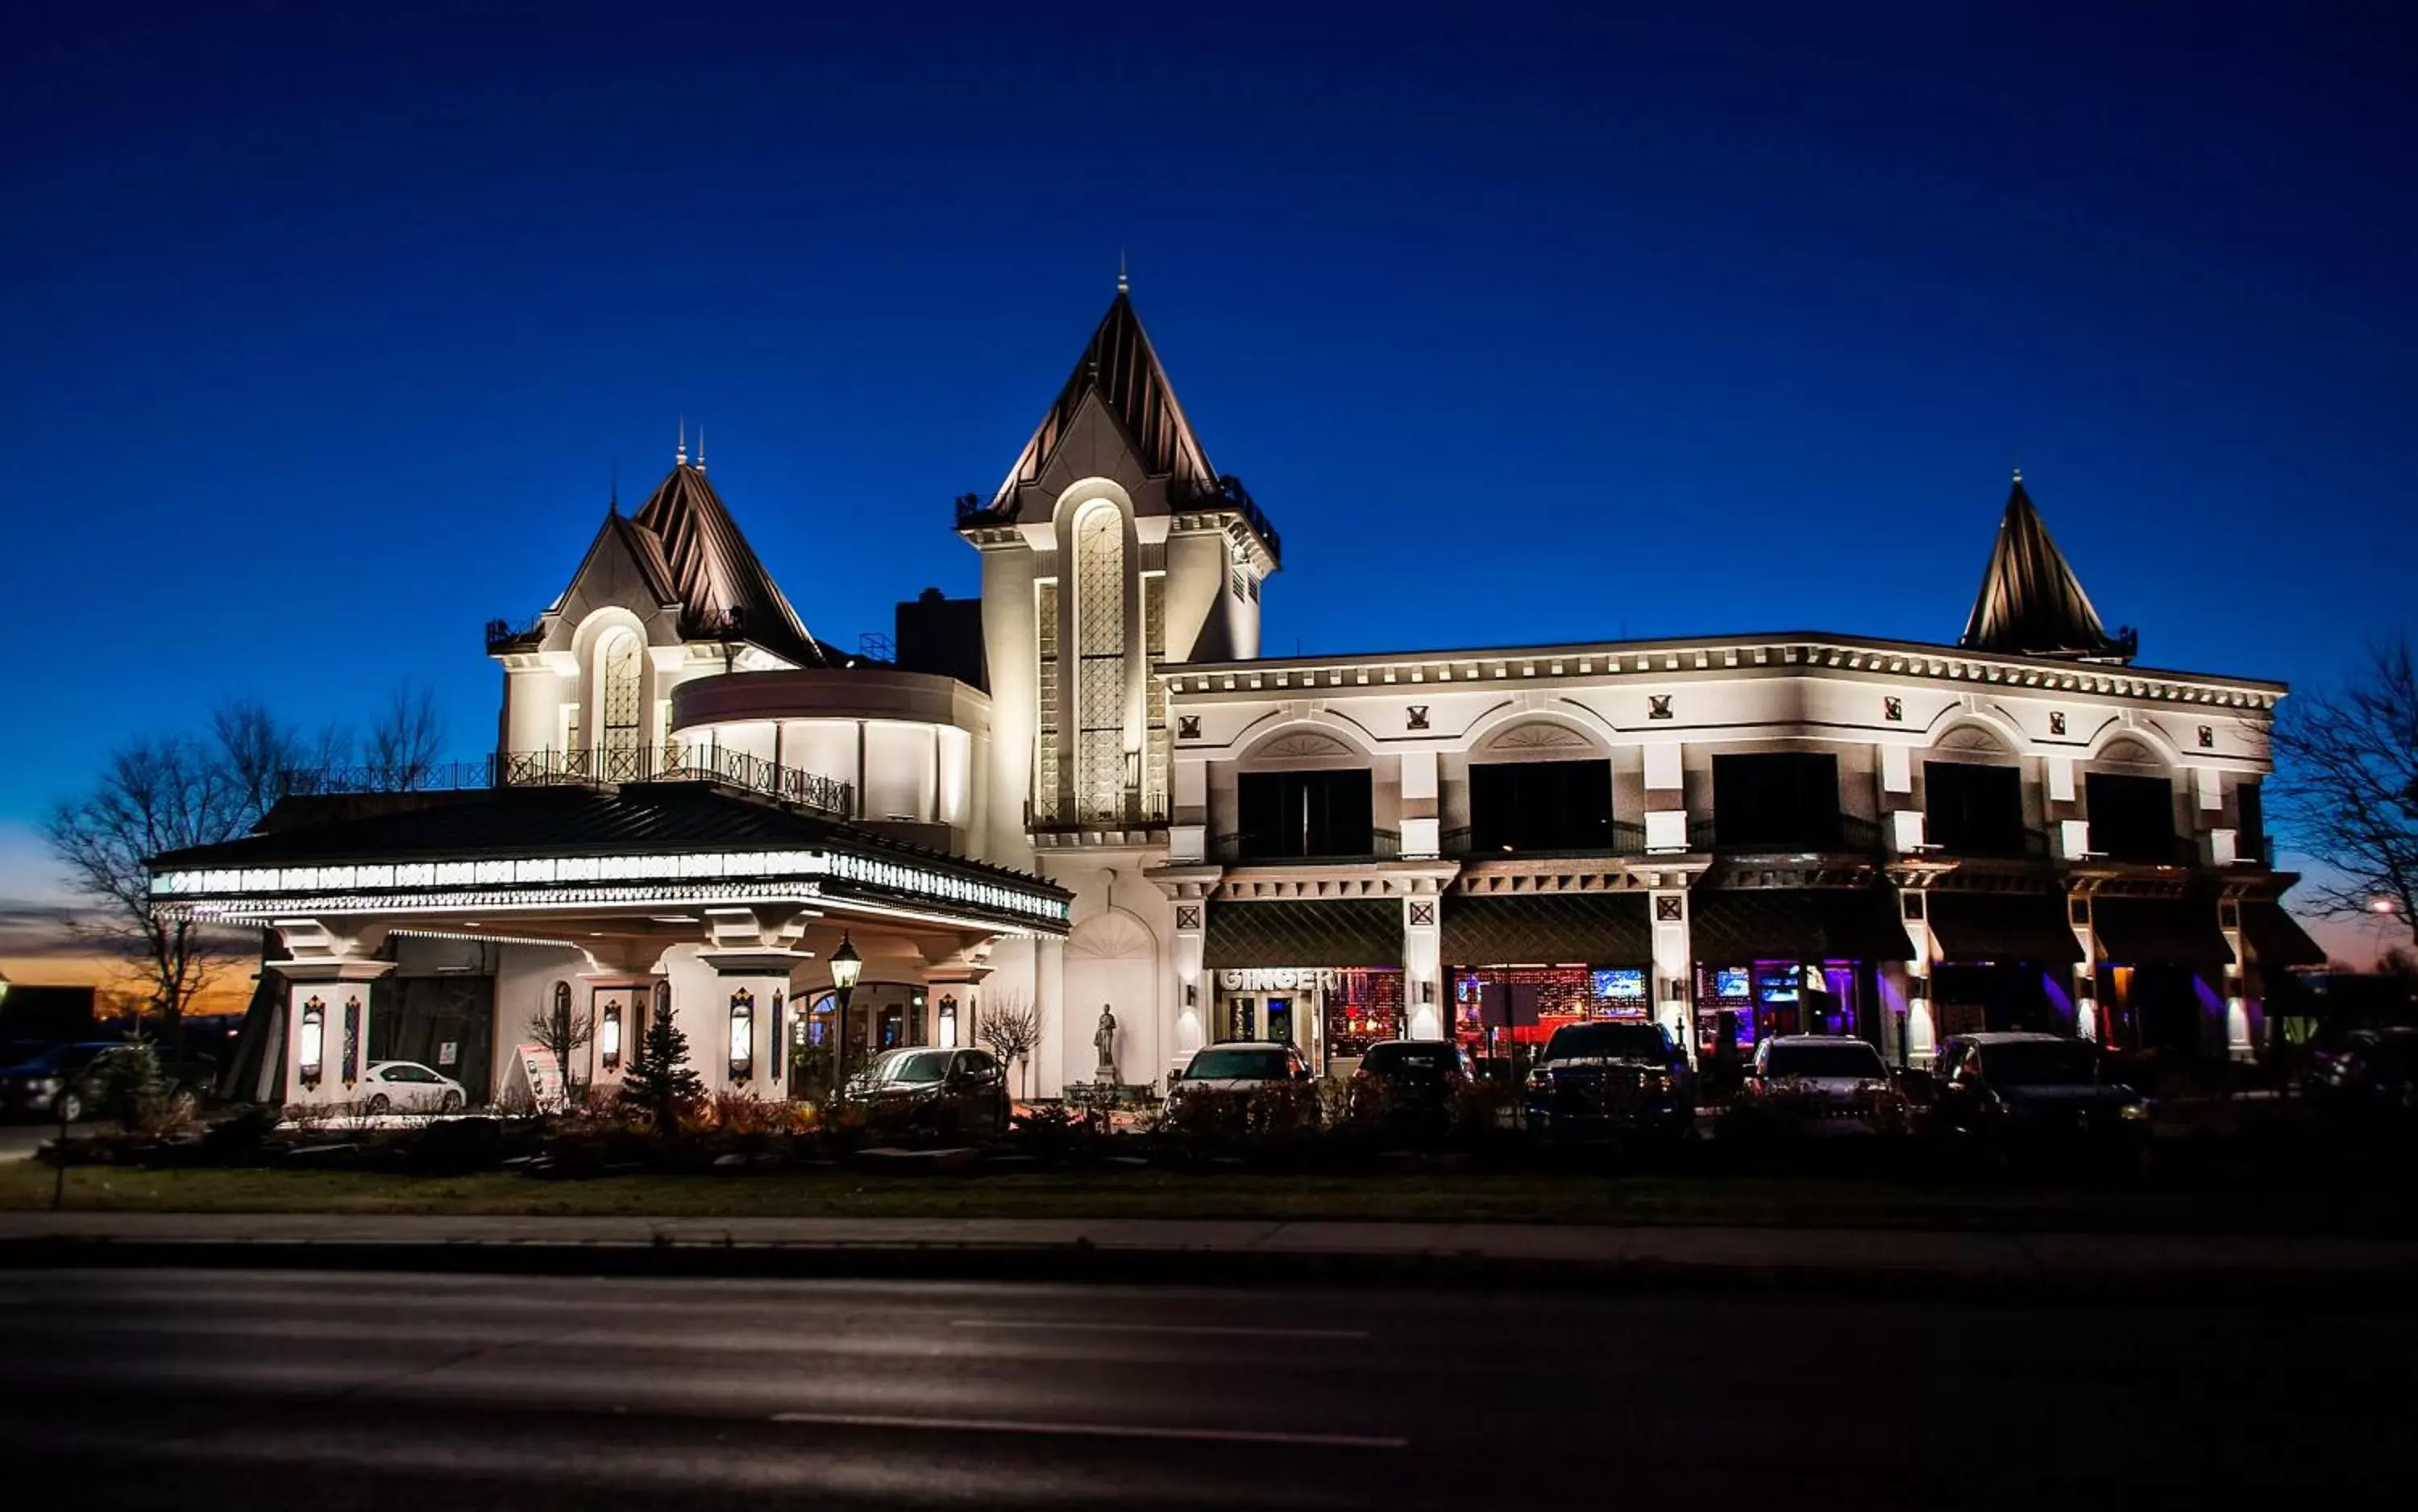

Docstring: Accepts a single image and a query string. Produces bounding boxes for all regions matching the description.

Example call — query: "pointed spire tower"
[1959,471,2136,663]
[627,445,831,667]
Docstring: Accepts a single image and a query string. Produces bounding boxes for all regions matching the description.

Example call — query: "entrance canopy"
[2090,896,2232,970]
[1925,891,2086,965]
[1203,899,1399,969]
[1690,886,1915,963]
[1442,891,1651,964]
[148,783,1070,942]
[2240,900,2326,969]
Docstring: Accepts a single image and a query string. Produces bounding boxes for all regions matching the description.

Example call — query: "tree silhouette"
[617,1003,705,1132]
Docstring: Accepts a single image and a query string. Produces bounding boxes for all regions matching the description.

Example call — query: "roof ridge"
[1957,476,2136,663]
[631,463,830,667]
[989,289,1218,509]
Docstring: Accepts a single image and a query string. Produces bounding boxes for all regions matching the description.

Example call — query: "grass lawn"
[6,1161,2412,1235]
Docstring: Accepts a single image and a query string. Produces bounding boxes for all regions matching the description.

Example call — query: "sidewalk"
[3,1210,2409,1294]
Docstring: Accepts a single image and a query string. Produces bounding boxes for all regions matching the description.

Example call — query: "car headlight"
[2118,1102,2150,1121]
[33,1077,62,1095]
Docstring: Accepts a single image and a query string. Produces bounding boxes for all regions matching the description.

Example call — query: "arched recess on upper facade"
[1049,476,1138,550]
[1460,704,1617,764]
[1232,715,1381,770]
[1920,706,2026,766]
[1066,905,1158,962]
[2085,723,2179,769]
[567,606,654,754]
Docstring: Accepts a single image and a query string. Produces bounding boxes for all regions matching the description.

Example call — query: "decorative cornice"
[1164,633,2282,712]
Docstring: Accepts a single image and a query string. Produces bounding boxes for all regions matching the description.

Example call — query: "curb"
[1,1235,2401,1306]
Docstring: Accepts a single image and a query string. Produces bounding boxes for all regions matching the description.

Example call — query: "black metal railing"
[1197,474,1281,563]
[273,745,854,818]
[2090,833,2204,867]
[502,746,853,815]
[1926,826,2054,862]
[1440,820,1649,859]
[1214,828,1400,864]
[1026,795,1172,833]
[484,616,544,653]
[1688,813,1888,856]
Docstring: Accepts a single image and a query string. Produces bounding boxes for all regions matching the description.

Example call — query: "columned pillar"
[1171,897,1207,1070]
[274,962,395,1109]
[1402,883,1444,1040]
[1036,933,1066,1097]
[698,906,815,1099]
[2065,891,2101,1045]
[1900,891,1937,1066]
[2216,896,2252,1061]
[1649,886,1694,1068]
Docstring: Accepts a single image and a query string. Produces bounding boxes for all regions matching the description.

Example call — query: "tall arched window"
[598,629,643,760]
[1073,501,1127,820]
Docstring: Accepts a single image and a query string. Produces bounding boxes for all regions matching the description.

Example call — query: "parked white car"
[361,1061,468,1115]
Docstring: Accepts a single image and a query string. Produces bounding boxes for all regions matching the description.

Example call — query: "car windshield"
[1186,1047,1290,1080]
[1765,1044,1886,1079]
[870,1050,955,1086]
[1543,1024,1669,1061]
[1359,1043,1459,1077]
[1980,1041,2104,1087]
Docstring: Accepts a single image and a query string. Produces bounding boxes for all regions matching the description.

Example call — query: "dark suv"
[1926,1032,2150,1157]
[1523,1021,1695,1141]
[1346,1039,1474,1132]
[834,1046,1011,1140]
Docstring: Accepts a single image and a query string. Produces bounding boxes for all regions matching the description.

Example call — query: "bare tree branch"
[2271,636,2418,941]
[364,685,444,792]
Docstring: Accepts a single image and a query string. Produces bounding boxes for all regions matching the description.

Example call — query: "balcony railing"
[484,616,545,654]
[1441,820,1648,859]
[1027,795,1172,834]
[274,745,854,818]
[1925,826,2054,862]
[2089,833,2205,868]
[1215,829,1401,864]
[1689,813,1888,856]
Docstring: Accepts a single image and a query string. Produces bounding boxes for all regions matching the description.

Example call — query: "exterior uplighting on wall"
[938,995,958,1049]
[729,989,754,1081]
[600,1003,622,1071]
[298,997,326,1090]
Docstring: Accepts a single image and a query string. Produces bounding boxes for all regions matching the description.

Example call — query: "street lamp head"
[2372,896,2401,915]
[829,933,864,992]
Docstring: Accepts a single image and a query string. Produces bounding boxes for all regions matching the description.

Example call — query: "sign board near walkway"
[504,1042,567,1111]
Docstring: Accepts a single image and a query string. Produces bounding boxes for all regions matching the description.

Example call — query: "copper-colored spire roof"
[1958,473,2136,663]
[988,289,1218,509]
[631,461,830,667]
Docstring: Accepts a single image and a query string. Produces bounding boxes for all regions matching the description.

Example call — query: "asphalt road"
[0,1268,2396,1510]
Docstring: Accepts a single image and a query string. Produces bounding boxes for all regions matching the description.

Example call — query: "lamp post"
[829,933,863,1095]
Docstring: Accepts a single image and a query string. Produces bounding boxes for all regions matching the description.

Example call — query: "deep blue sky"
[3,1,2414,841]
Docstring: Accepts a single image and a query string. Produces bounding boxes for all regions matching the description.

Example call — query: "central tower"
[956,285,1280,858]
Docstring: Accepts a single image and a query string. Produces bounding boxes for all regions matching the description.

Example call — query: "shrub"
[199,1103,283,1162]
[406,1116,507,1175]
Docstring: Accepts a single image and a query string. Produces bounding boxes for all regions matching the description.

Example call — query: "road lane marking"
[949,1319,1368,1341]
[771,1410,1406,1449]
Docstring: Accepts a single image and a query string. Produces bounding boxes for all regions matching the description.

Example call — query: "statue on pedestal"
[1093,1004,1118,1084]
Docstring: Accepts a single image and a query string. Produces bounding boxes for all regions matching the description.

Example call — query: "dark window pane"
[1712,754,1842,849]
[1470,758,1614,852]
[1925,761,2026,857]
[1234,769,1373,858]
[2085,772,2177,862]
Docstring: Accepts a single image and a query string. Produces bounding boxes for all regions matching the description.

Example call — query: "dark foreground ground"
[0,1266,2399,1510]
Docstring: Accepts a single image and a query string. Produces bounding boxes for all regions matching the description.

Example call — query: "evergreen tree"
[617,1006,705,1132]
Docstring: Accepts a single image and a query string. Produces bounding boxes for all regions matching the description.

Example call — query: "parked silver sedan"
[1732,1035,1902,1135]
[361,1060,467,1115]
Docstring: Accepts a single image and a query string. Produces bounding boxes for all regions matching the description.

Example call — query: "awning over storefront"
[1925,891,2085,965]
[1690,887,1915,963]
[2089,896,2233,970]
[1202,899,1402,969]
[1441,891,1651,965]
[2240,900,2328,968]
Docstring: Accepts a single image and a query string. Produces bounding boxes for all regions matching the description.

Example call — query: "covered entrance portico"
[150,784,1071,1108]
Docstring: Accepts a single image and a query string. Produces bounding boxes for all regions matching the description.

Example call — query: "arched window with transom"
[1072,501,1127,820]
[597,629,643,763]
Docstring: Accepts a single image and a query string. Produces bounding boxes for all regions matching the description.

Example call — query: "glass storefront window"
[1694,961,1871,1057]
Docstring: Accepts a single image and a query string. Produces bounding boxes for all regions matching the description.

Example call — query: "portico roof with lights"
[147,783,1070,935]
